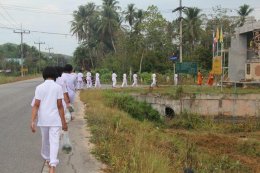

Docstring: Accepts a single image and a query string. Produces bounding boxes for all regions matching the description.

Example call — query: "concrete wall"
[133,94,260,117]
[229,34,247,81]
[245,61,260,81]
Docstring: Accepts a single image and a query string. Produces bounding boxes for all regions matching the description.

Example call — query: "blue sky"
[0,0,259,56]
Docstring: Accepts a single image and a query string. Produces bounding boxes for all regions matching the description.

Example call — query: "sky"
[0,0,260,56]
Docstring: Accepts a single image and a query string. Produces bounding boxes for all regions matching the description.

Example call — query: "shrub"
[105,92,162,122]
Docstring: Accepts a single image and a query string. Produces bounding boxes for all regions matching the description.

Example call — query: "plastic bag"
[61,131,72,154]
[65,109,71,123]
[67,104,75,113]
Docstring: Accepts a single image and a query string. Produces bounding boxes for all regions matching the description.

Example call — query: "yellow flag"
[219,27,223,43]
[215,28,219,41]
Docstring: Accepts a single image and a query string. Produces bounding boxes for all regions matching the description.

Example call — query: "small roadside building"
[229,17,260,82]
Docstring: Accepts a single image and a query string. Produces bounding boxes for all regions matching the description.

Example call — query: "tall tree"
[99,0,120,53]
[71,3,97,43]
[183,7,203,51]
[237,4,254,26]
[125,4,136,32]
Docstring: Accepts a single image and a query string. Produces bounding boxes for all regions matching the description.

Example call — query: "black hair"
[55,66,63,77]
[42,66,58,81]
[64,64,73,73]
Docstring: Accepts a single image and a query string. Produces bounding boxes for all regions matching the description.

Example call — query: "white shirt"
[77,72,83,81]
[112,73,117,80]
[56,77,68,110]
[86,72,91,80]
[62,73,77,93]
[95,73,100,79]
[133,74,137,80]
[123,73,127,79]
[152,73,156,79]
[34,80,63,127]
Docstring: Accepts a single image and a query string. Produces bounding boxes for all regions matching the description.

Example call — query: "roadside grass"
[81,90,255,173]
[0,74,40,84]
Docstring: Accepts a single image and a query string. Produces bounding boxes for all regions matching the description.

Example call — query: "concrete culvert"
[165,107,175,118]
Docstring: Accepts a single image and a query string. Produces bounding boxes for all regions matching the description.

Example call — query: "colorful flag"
[219,27,223,43]
[215,28,219,41]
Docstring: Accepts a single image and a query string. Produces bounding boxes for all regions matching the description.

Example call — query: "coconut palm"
[133,9,144,35]
[183,7,203,50]
[71,3,97,42]
[125,4,136,32]
[237,4,254,26]
[99,0,120,53]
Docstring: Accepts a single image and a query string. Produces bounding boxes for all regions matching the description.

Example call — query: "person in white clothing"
[95,72,101,88]
[174,73,178,86]
[77,70,84,90]
[86,71,92,88]
[112,71,117,88]
[132,73,138,87]
[31,66,68,173]
[151,73,157,87]
[55,66,70,110]
[62,64,77,104]
[121,73,127,87]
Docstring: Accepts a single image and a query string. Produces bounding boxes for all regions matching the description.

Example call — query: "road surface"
[0,78,104,173]
[0,78,44,173]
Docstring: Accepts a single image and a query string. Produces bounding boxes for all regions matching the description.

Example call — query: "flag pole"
[220,27,224,92]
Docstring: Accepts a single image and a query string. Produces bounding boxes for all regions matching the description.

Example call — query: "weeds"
[81,90,255,173]
[105,92,162,122]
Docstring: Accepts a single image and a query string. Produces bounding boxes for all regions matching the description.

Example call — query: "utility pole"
[179,0,183,63]
[173,0,185,63]
[34,41,45,72]
[45,47,53,58]
[13,25,30,77]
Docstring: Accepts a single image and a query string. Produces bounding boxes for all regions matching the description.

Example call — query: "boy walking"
[31,66,68,173]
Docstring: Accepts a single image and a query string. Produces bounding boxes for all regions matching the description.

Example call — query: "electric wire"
[0,2,19,27]
[0,26,73,36]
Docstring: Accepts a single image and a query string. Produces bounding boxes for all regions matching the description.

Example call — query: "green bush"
[105,92,162,122]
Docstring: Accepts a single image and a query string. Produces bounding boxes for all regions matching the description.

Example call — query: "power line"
[0,26,72,36]
[0,10,17,27]
[0,3,72,16]
[0,2,19,27]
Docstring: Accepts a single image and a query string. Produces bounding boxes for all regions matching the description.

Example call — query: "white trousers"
[151,79,156,87]
[40,126,61,167]
[132,80,137,87]
[77,80,83,89]
[112,79,117,87]
[121,79,127,87]
[68,91,75,104]
[86,78,92,88]
[95,79,101,88]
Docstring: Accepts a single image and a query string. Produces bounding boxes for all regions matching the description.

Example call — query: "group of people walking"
[31,64,77,173]
[112,72,138,88]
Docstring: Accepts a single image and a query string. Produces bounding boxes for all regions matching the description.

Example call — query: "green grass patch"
[81,90,253,173]
[104,91,162,122]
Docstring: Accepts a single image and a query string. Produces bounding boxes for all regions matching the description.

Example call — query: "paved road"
[0,78,44,173]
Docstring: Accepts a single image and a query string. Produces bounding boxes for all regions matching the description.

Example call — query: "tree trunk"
[139,50,145,74]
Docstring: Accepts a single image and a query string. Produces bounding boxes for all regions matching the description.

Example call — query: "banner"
[212,56,222,75]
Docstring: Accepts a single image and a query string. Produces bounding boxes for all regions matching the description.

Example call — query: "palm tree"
[99,0,120,53]
[71,3,97,43]
[125,4,136,32]
[133,9,144,35]
[237,4,254,26]
[183,7,203,51]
